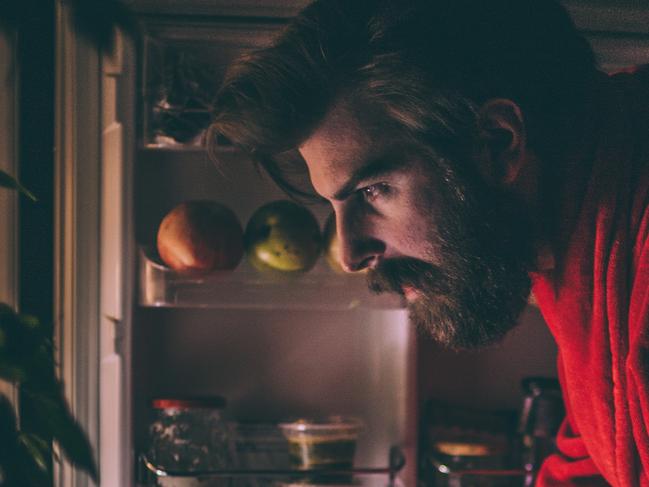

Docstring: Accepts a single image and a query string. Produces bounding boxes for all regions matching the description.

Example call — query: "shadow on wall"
[418,305,558,410]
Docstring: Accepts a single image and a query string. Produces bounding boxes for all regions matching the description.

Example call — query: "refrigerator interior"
[130,17,415,486]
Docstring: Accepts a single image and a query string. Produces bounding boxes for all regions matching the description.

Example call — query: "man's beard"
[366,168,534,350]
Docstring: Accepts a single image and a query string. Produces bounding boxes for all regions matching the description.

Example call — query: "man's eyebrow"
[331,158,403,201]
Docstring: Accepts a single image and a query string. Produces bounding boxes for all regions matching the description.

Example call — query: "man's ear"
[477,98,527,187]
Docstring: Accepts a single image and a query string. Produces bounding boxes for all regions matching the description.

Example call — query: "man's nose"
[335,209,385,273]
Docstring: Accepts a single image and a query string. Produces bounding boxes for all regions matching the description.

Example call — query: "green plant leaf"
[21,387,98,482]
[0,395,18,461]
[5,436,51,487]
[16,313,40,329]
[17,433,51,473]
[0,396,49,486]
[0,304,98,483]
[0,303,15,317]
[0,169,37,201]
[0,304,50,384]
[0,363,27,382]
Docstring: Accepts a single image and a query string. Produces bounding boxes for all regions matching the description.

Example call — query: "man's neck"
[525,71,608,273]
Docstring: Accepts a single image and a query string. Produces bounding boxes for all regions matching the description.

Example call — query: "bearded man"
[206,0,649,485]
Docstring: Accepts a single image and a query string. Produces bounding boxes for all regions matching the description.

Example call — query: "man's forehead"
[298,99,386,189]
[301,101,370,162]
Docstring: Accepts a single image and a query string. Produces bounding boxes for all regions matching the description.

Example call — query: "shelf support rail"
[138,445,406,486]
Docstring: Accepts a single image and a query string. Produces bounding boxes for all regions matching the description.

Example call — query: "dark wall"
[17,1,55,326]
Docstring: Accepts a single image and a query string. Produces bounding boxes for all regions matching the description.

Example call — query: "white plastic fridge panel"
[0,26,18,412]
[99,26,137,487]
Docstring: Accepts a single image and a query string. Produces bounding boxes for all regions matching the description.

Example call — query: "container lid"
[151,396,227,409]
[279,416,364,433]
[433,440,503,457]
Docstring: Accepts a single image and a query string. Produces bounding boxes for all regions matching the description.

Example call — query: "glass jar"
[148,396,230,486]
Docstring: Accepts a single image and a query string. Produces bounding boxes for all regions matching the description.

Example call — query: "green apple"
[245,200,321,274]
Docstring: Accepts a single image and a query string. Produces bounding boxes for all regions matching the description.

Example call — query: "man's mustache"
[366,257,451,296]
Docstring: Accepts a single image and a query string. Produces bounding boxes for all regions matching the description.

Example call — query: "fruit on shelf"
[245,200,321,274]
[156,201,244,272]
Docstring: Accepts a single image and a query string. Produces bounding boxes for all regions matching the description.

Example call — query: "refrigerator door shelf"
[138,246,404,310]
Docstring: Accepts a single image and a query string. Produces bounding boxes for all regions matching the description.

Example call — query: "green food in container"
[279,417,363,485]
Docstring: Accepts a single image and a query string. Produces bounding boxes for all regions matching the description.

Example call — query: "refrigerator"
[49,1,649,486]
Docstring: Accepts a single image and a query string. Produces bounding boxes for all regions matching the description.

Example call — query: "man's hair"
[206,0,596,195]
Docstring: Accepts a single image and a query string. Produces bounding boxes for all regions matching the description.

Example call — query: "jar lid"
[433,440,504,457]
[279,416,364,434]
[151,396,227,410]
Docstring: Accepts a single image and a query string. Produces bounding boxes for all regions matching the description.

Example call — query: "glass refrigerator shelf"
[138,246,404,310]
[138,446,406,487]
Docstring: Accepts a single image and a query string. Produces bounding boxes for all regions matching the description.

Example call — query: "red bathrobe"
[531,67,649,486]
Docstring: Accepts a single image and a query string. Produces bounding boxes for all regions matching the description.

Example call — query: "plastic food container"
[278,417,363,472]
[148,396,230,486]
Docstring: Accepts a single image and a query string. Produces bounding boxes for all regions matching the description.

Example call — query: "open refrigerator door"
[0,12,19,416]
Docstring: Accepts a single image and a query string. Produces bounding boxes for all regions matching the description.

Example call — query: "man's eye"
[360,183,390,202]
